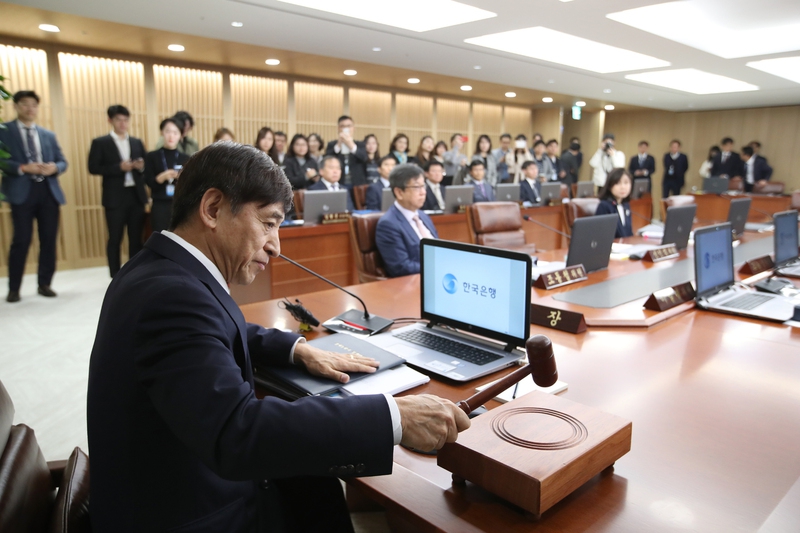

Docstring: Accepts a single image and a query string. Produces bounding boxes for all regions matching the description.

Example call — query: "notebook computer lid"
[662,204,697,250]
[773,210,799,267]
[703,177,729,194]
[567,214,618,273]
[303,190,348,223]
[575,182,595,198]
[694,223,735,299]
[727,197,751,237]
[539,182,562,204]
[631,178,649,199]
[444,185,474,213]
[381,188,395,212]
[496,183,520,203]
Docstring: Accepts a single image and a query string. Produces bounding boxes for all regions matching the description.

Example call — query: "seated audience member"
[741,146,772,192]
[520,160,542,207]
[307,133,325,166]
[493,133,513,183]
[375,164,439,277]
[364,134,381,183]
[432,140,448,167]
[325,115,368,187]
[471,135,498,187]
[710,137,743,179]
[469,160,495,203]
[213,127,235,143]
[415,135,434,169]
[365,155,396,210]
[444,133,468,182]
[283,133,319,190]
[389,133,412,165]
[505,135,533,184]
[307,155,355,211]
[422,160,446,211]
[145,117,190,233]
[596,168,633,238]
[546,139,567,184]
[532,140,556,182]
[629,140,655,192]
[274,131,287,165]
[255,127,280,165]
[699,145,720,179]
[662,139,689,198]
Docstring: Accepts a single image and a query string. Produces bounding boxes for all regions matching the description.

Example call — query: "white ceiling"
[9,0,800,111]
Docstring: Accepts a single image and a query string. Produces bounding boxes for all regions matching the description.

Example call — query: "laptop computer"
[444,185,474,214]
[539,182,562,205]
[303,189,348,223]
[380,188,395,212]
[368,239,532,381]
[575,182,595,198]
[693,223,794,322]
[631,178,650,199]
[496,183,520,203]
[727,197,751,237]
[661,204,697,250]
[566,214,619,273]
[703,177,729,194]
[774,210,800,276]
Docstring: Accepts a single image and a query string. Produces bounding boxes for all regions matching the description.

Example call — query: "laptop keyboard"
[394,329,503,366]
[721,293,773,311]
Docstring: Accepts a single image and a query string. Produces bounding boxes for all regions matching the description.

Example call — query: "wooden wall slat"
[348,88,392,155]
[294,82,342,148]
[473,103,502,148]
[153,65,223,149]
[396,94,433,152]
[435,98,469,154]
[231,74,288,147]
[504,106,532,140]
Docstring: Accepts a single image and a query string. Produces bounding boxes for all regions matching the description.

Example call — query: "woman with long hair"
[307,133,324,166]
[364,134,381,183]
[389,133,411,165]
[414,135,434,169]
[255,127,279,164]
[471,134,498,187]
[283,133,320,189]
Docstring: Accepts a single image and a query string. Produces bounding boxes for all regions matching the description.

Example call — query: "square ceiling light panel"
[625,69,759,94]
[276,0,496,32]
[464,27,670,73]
[747,56,800,84]
[607,1,800,59]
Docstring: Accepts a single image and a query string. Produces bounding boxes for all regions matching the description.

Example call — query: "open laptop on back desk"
[303,190,348,223]
[773,209,800,277]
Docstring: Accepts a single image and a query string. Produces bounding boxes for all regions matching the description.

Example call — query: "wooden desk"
[693,193,791,223]
[240,256,800,532]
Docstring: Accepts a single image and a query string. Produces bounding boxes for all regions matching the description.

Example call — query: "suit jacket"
[375,205,439,277]
[596,199,633,238]
[88,134,148,208]
[662,153,689,186]
[748,156,773,182]
[629,154,656,181]
[0,120,67,205]
[307,179,355,212]
[87,232,393,532]
[144,149,190,202]
[711,152,743,178]
[324,140,368,187]
[365,180,389,210]
[422,183,445,211]
[283,156,319,190]
[520,180,540,205]
[472,181,495,203]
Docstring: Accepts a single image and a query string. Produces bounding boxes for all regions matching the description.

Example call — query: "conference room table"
[240,228,800,533]
[691,192,792,223]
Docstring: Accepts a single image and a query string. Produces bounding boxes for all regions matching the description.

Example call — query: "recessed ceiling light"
[168,44,185,52]
[607,2,800,59]
[231,21,244,27]
[575,101,586,107]
[559,0,574,2]
[407,78,420,84]
[265,59,281,66]
[505,92,516,98]
[547,79,555,84]
[39,24,60,33]
[542,97,553,103]
[276,0,496,32]
[372,47,381,52]
[465,26,669,73]
[604,105,615,111]
[474,66,482,70]
[603,89,611,94]
[461,85,473,91]
[746,56,800,85]
[625,68,759,95]
[343,69,357,76]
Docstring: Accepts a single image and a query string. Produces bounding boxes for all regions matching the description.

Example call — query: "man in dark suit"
[422,160,446,211]
[546,139,567,184]
[376,164,440,277]
[87,143,468,533]
[741,145,773,192]
[307,156,355,212]
[711,137,743,180]
[662,139,689,198]
[629,140,656,192]
[520,161,542,206]
[88,105,148,278]
[364,155,395,210]
[324,115,368,188]
[0,90,68,303]
[469,160,495,203]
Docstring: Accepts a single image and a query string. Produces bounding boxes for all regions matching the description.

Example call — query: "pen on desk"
[512,382,519,400]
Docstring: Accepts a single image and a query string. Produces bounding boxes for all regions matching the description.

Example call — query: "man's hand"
[395,395,471,451]
[41,162,58,176]
[132,158,145,171]
[293,342,380,383]
[120,160,134,172]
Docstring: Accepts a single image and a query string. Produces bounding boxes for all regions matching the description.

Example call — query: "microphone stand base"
[324,308,394,336]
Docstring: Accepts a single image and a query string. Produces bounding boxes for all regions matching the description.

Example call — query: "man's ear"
[198,188,225,229]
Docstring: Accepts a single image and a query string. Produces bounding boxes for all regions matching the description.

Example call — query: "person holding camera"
[590,133,626,193]
[324,115,368,188]
[505,134,533,184]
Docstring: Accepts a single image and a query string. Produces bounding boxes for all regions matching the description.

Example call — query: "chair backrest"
[660,194,695,220]
[728,177,744,191]
[753,181,785,195]
[563,198,600,232]
[466,202,526,247]
[292,189,305,218]
[792,190,800,210]
[348,213,388,283]
[352,184,369,210]
[559,183,569,200]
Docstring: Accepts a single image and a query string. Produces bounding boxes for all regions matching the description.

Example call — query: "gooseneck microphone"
[278,254,394,335]
[522,214,571,240]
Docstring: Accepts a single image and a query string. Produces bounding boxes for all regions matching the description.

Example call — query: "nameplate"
[738,255,775,277]
[533,264,588,290]
[456,204,468,214]
[530,304,587,334]
[643,282,696,312]
[642,244,679,263]
[321,213,350,224]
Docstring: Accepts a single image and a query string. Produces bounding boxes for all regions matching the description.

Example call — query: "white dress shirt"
[320,178,342,191]
[426,179,445,209]
[110,130,135,187]
[745,157,755,184]
[16,120,42,175]
[380,177,390,188]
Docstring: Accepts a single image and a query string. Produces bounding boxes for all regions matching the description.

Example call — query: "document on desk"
[341,364,430,396]
[476,377,568,403]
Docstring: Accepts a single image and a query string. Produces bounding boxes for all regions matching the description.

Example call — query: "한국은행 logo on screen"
[442,273,458,294]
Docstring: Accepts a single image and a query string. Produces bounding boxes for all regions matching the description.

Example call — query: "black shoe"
[38,286,57,298]
[6,291,20,303]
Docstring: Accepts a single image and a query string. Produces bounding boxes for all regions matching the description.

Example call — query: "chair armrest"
[48,459,68,488]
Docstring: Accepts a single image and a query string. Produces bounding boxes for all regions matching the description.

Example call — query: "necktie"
[332,184,339,191]
[25,127,43,181]
[480,183,486,199]
[413,215,433,240]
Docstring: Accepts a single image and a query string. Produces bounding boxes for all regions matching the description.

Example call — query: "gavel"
[457,335,558,415]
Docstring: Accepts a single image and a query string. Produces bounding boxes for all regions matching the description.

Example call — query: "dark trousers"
[105,188,145,277]
[260,477,354,533]
[662,179,682,198]
[8,180,60,292]
[151,200,173,234]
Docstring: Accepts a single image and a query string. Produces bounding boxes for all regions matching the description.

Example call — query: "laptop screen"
[420,239,531,348]
[774,210,799,267]
[694,223,734,298]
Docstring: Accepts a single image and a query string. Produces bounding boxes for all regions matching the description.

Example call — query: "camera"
[604,142,614,151]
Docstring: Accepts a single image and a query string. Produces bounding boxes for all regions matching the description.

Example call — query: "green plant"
[0,73,9,201]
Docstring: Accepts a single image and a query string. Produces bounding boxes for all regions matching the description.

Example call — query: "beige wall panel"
[504,106,532,139]
[153,65,223,149]
[230,74,288,147]
[436,98,469,147]
[348,88,391,154]
[396,94,433,152]
[532,108,562,145]
[294,82,342,148]
[472,103,502,148]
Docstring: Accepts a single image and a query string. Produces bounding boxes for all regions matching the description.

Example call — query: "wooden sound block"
[437,390,631,519]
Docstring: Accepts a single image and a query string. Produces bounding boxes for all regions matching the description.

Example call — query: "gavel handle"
[457,364,533,415]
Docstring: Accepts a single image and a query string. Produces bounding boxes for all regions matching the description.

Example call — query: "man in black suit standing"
[741,145,773,192]
[324,115,368,189]
[629,140,656,192]
[88,105,148,277]
[711,137,743,180]
[87,142,469,533]
[662,139,689,198]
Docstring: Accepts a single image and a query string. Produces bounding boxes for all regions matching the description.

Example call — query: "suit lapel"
[391,206,419,243]
[107,134,123,162]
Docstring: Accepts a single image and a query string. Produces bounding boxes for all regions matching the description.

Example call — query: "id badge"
[166,184,175,197]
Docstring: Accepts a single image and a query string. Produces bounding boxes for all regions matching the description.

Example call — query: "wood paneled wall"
[395,94,433,153]
[231,74,288,147]
[504,106,533,141]
[295,82,343,148]
[473,103,502,148]
[348,88,391,154]
[532,108,563,146]
[153,66,224,149]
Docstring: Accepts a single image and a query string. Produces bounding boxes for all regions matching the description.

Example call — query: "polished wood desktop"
[693,192,791,222]
[240,232,800,532]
